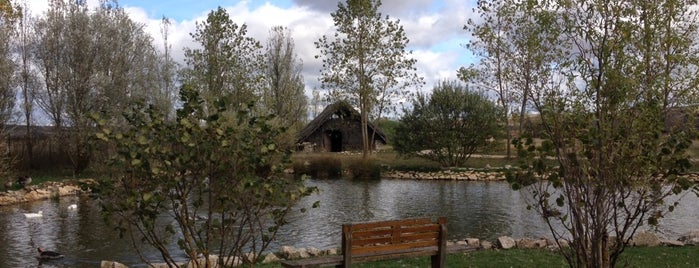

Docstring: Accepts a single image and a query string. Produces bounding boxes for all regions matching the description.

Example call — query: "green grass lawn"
[254,247,699,268]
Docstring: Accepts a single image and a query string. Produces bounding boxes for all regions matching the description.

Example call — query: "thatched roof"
[297,101,387,144]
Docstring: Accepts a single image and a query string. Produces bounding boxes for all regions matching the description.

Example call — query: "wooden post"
[431,217,447,268]
[341,224,352,268]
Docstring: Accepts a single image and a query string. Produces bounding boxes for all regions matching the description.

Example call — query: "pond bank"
[100,230,699,268]
[0,179,95,206]
[384,169,699,182]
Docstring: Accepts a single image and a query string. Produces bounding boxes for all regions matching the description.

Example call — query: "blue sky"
[27,0,478,99]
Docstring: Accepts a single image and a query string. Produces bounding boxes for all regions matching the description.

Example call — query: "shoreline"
[0,179,95,206]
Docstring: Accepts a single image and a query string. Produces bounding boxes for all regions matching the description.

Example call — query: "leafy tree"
[503,0,699,267]
[0,0,18,176]
[316,0,422,158]
[96,86,315,268]
[33,0,162,172]
[463,0,559,159]
[394,80,502,167]
[182,7,264,114]
[16,0,40,168]
[262,26,307,147]
[0,0,17,125]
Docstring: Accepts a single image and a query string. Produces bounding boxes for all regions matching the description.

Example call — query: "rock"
[517,238,546,249]
[498,236,516,249]
[660,239,685,247]
[325,248,338,256]
[466,238,480,247]
[280,246,301,259]
[100,260,129,268]
[456,240,468,246]
[679,230,699,245]
[631,231,660,247]
[557,239,570,248]
[307,247,322,257]
[447,241,456,246]
[262,252,280,264]
[243,252,257,263]
[298,248,310,259]
[481,240,493,250]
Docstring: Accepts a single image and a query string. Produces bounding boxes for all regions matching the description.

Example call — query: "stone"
[480,240,493,250]
[557,239,570,248]
[466,238,480,247]
[678,230,699,245]
[280,245,301,259]
[325,248,338,255]
[660,239,685,247]
[262,252,280,264]
[631,231,660,247]
[456,240,468,246]
[100,260,129,268]
[298,248,310,259]
[498,236,516,249]
[307,247,322,257]
[447,241,456,246]
[517,238,546,249]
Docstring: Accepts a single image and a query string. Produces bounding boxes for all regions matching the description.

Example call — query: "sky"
[24,0,479,102]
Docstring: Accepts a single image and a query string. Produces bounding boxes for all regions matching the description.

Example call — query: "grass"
[253,247,699,268]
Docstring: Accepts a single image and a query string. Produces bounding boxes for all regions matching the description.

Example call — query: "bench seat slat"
[351,240,438,255]
[349,218,434,230]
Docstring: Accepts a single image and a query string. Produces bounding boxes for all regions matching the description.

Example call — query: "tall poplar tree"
[262,26,307,146]
[316,0,422,158]
[182,7,264,114]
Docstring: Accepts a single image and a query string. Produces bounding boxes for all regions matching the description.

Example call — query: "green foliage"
[96,85,315,267]
[487,0,699,267]
[394,80,503,167]
[316,0,423,158]
[182,7,264,113]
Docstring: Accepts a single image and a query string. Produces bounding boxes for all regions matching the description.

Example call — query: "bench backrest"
[341,217,447,266]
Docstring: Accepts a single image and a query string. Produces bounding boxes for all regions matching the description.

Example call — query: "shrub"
[293,155,343,179]
[346,158,381,180]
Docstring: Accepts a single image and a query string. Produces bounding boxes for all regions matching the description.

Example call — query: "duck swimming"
[23,211,43,218]
[37,247,64,259]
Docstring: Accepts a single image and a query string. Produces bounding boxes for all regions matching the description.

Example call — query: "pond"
[1,179,696,267]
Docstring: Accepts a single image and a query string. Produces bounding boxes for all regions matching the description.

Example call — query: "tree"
[182,7,264,114]
[155,16,178,120]
[262,26,307,147]
[0,0,18,176]
[463,0,559,158]
[504,0,699,267]
[16,0,39,168]
[96,86,315,268]
[316,0,422,158]
[394,80,502,167]
[0,0,17,126]
[33,0,162,172]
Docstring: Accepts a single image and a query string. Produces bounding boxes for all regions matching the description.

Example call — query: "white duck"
[67,204,77,210]
[24,211,43,218]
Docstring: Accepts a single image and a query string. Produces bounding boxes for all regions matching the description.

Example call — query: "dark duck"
[37,247,64,259]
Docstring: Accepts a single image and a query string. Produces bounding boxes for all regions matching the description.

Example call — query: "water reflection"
[0,179,696,267]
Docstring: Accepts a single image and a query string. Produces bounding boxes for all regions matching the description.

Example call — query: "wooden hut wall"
[303,118,383,152]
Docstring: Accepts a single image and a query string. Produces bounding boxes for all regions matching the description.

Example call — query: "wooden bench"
[281,217,448,268]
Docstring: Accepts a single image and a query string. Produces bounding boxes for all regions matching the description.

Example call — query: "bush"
[293,155,343,179]
[346,158,381,180]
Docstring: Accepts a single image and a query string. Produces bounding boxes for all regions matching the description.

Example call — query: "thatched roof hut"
[297,101,387,152]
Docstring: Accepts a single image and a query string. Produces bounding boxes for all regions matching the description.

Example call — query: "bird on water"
[23,211,43,218]
[37,247,64,259]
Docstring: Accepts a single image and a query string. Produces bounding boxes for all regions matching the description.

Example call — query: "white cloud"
[25,0,478,106]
